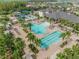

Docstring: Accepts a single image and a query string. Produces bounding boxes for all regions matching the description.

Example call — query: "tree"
[61,31,71,40]
[66,31,71,39]
[48,17,53,24]
[27,23,32,31]
[56,44,79,59]
[60,31,71,48]
[12,49,22,59]
[12,38,25,59]
[34,38,41,46]
[27,32,41,46]
[0,31,25,59]
[27,32,35,43]
[14,38,24,51]
[60,33,66,40]
[0,1,27,15]
[29,44,39,54]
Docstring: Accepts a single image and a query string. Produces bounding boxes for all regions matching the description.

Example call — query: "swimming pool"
[31,22,50,34]
[40,31,62,48]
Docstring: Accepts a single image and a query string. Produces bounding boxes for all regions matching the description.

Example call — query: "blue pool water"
[40,31,62,48]
[31,23,48,34]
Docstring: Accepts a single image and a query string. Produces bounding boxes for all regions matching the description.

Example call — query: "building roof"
[42,9,79,23]
[25,15,37,21]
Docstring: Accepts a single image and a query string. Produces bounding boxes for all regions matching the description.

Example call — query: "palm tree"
[34,38,41,46]
[12,37,25,59]
[60,32,66,40]
[74,23,79,32]
[61,31,71,40]
[59,19,68,26]
[27,23,32,31]
[27,32,35,43]
[57,44,79,59]
[14,38,25,50]
[29,43,39,54]
[18,18,25,26]
[27,32,41,47]
[56,52,65,59]
[12,49,22,59]
[48,17,52,24]
[66,31,71,39]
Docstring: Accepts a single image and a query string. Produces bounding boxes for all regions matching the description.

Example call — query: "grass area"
[0,0,27,2]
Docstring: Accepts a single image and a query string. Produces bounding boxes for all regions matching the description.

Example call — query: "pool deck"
[33,22,78,59]
[36,23,63,59]
[10,17,79,59]
[37,42,62,59]
[37,32,78,59]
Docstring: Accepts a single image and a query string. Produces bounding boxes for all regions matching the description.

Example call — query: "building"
[41,9,79,23]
